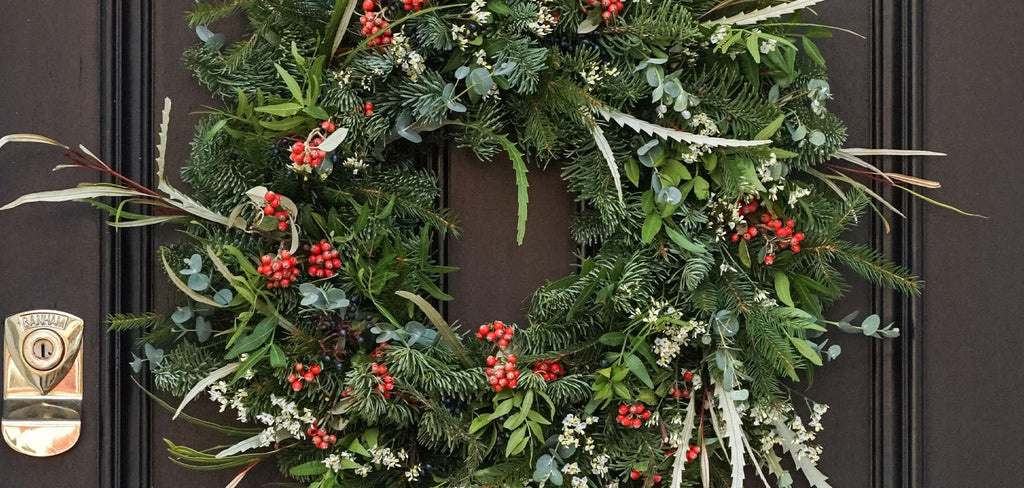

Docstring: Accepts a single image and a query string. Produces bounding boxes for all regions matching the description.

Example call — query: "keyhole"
[34,339,53,360]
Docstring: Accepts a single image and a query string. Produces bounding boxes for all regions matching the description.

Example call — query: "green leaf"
[746,35,761,63]
[755,114,787,141]
[774,272,795,307]
[493,134,529,245]
[394,291,472,366]
[599,331,625,346]
[270,344,286,367]
[738,239,751,267]
[290,460,329,477]
[625,159,640,186]
[861,314,880,335]
[624,353,654,388]
[274,64,305,103]
[641,214,662,243]
[225,316,277,359]
[255,102,304,117]
[692,176,710,199]
[664,226,707,253]
[505,426,528,457]
[802,36,826,67]
[789,336,823,366]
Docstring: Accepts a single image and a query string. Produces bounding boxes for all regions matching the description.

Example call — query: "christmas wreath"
[0,0,966,487]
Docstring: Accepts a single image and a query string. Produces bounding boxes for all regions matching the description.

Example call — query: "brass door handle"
[2,310,83,456]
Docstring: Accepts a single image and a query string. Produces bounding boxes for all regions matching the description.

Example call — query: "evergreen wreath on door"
[0,0,971,487]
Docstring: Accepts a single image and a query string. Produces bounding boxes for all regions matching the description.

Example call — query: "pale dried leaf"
[591,124,624,201]
[0,186,149,210]
[705,0,829,26]
[173,362,240,419]
[598,108,771,147]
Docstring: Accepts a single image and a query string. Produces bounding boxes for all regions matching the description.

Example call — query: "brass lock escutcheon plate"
[2,310,83,456]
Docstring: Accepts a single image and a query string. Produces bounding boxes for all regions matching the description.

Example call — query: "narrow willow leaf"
[0,133,69,151]
[842,148,946,157]
[394,290,472,366]
[0,185,149,210]
[789,336,823,366]
[174,362,241,419]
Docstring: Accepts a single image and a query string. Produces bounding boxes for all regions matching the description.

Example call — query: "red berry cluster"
[401,0,427,11]
[587,0,624,21]
[360,102,374,116]
[289,139,327,168]
[370,362,395,398]
[261,191,291,231]
[684,444,701,462]
[485,354,519,392]
[259,250,301,289]
[668,370,694,399]
[304,239,341,278]
[615,404,650,428]
[532,360,565,381]
[476,321,515,347]
[306,422,337,450]
[628,471,661,483]
[729,198,806,266]
[287,363,322,391]
[358,2,393,46]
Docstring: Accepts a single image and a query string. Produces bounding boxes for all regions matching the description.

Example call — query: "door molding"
[98,0,153,487]
[872,0,925,487]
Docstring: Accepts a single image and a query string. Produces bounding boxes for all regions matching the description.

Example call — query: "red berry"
[291,380,303,391]
[498,339,509,347]
[363,0,374,10]
[794,232,805,241]
[786,219,795,228]
[507,355,517,363]
[310,364,321,375]
[686,451,698,461]
[278,221,289,231]
[653,475,662,483]
[731,234,740,242]
[303,372,314,381]
[264,205,274,215]
[791,244,801,253]
[630,470,640,480]
[486,356,497,366]
[683,371,693,381]
[619,405,629,415]
[764,255,775,265]
[748,227,758,237]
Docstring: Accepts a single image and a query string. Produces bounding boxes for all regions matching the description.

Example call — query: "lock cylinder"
[2,310,83,457]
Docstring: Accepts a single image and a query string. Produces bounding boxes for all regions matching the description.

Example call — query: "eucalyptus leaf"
[195,316,212,343]
[144,343,165,368]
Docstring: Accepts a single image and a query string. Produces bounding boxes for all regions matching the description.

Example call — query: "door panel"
[444,149,577,327]
[923,2,1024,486]
[0,0,103,485]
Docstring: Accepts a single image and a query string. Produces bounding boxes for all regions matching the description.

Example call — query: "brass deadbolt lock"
[2,310,83,456]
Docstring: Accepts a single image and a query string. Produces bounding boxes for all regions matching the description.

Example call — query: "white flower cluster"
[558,413,599,449]
[388,33,425,81]
[580,64,620,86]
[254,394,316,446]
[681,113,720,163]
[370,445,408,469]
[570,476,588,488]
[787,186,811,207]
[323,451,358,473]
[652,319,708,368]
[592,452,610,476]
[807,402,829,432]
[562,462,580,475]
[405,463,424,482]
[451,24,472,49]
[759,38,778,54]
[706,193,751,241]
[208,381,250,422]
[470,0,491,23]
[750,403,827,462]
[474,49,492,70]
[528,4,557,37]
[342,156,368,174]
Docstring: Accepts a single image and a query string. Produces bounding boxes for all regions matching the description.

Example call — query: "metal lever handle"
[2,310,83,456]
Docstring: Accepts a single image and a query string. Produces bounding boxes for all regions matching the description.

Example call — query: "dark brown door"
[2,0,1021,487]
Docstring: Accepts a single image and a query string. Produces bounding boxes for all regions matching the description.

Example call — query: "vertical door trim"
[872,0,925,487]
[98,0,153,487]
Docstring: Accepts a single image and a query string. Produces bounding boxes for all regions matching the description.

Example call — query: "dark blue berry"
[336,362,344,370]
[600,359,610,367]
[332,154,338,162]
[467,22,478,31]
